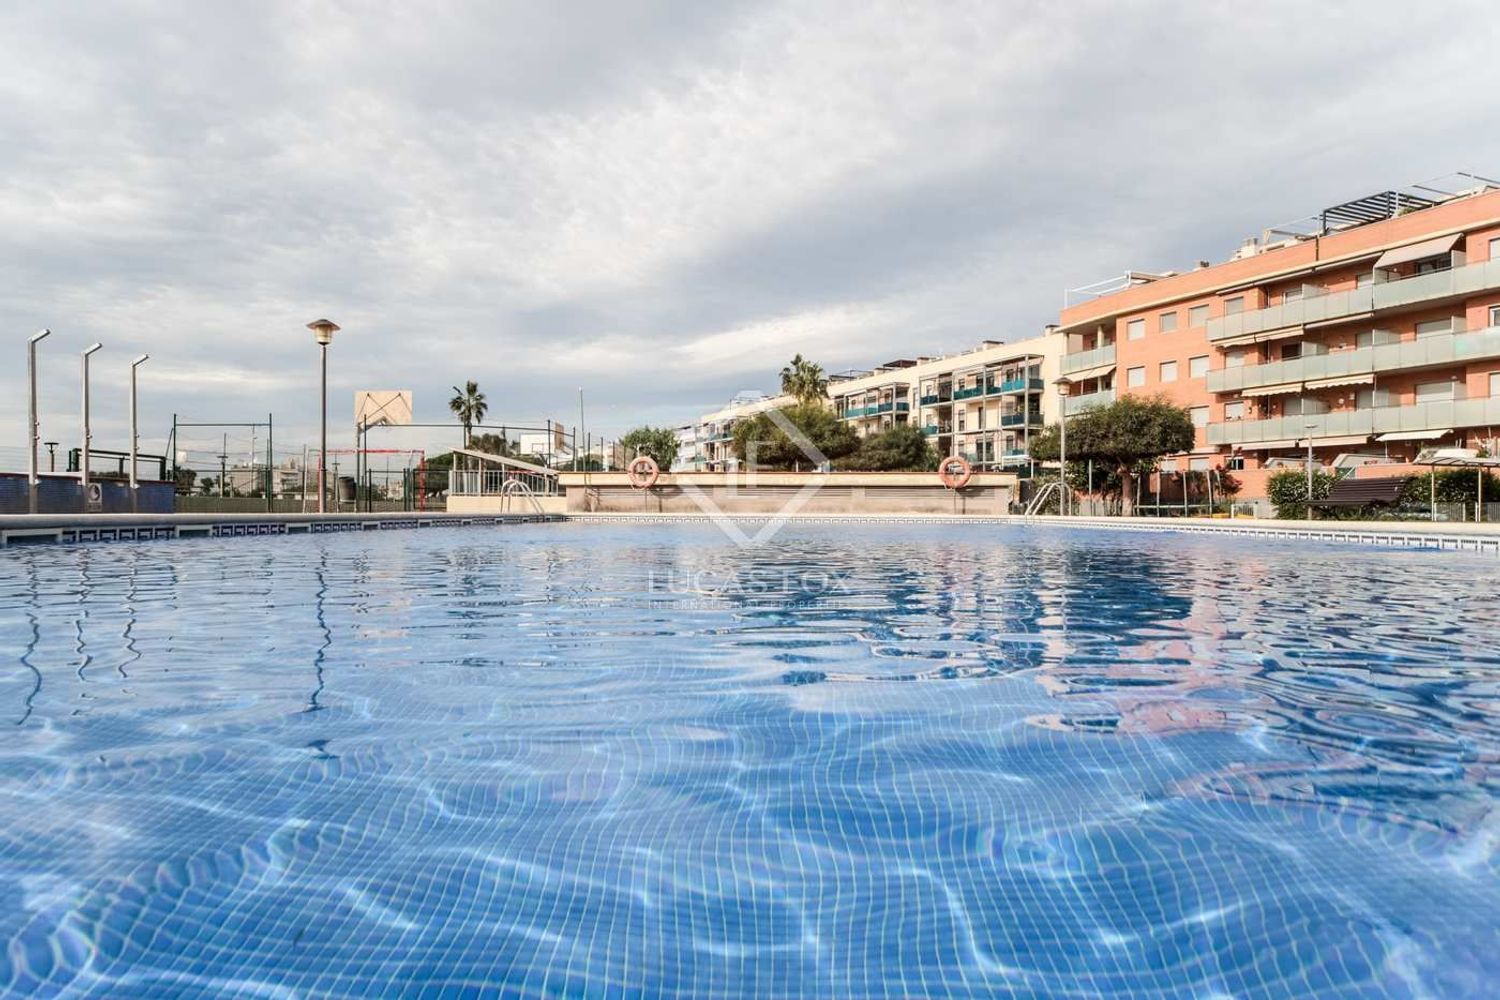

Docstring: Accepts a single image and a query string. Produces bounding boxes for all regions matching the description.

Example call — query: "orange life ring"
[939,455,973,490]
[626,455,660,489]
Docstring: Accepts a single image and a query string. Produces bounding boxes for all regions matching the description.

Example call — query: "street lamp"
[129,354,149,489]
[27,329,50,498]
[1054,377,1072,516]
[80,343,102,494]
[307,319,340,513]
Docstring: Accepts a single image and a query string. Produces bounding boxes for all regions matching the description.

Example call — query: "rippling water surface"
[2,522,1498,998]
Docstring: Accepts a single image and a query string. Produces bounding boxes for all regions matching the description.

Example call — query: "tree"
[842,424,938,471]
[620,426,681,470]
[448,381,487,446]
[732,403,858,470]
[173,468,197,494]
[779,354,829,404]
[1028,395,1196,515]
[1400,469,1500,508]
[468,431,518,457]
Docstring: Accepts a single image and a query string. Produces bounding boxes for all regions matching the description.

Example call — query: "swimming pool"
[1,521,1497,997]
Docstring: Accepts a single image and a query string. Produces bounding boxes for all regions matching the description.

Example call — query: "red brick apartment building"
[1055,175,1500,500]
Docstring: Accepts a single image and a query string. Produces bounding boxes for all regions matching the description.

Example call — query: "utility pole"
[219,433,227,498]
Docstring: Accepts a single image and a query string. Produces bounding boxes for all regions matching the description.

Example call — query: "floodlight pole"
[129,354,149,489]
[27,329,50,490]
[1304,422,1316,518]
[80,343,103,494]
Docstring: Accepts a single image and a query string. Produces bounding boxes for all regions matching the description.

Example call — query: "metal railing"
[1206,258,1500,342]
[451,468,561,497]
[1207,325,1500,394]
[1061,343,1116,375]
[1064,388,1115,414]
[1207,394,1500,445]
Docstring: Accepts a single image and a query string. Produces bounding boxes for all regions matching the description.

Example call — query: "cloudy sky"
[4,0,1500,467]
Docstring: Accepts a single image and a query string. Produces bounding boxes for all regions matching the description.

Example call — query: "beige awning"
[1237,439,1299,450]
[1305,434,1371,448]
[1214,326,1305,349]
[1376,429,1451,442]
[1374,233,1461,270]
[1060,363,1116,382]
[1241,382,1305,398]
[1304,373,1374,390]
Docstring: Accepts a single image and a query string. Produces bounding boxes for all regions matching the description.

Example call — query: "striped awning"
[1303,373,1374,390]
[1376,429,1451,442]
[1241,382,1305,398]
[1214,326,1306,349]
[1061,363,1116,382]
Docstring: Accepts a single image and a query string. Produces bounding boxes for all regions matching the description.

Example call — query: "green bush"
[1266,468,1338,519]
[1399,469,1500,507]
[841,424,938,471]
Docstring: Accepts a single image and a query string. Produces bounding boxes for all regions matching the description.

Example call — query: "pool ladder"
[1023,480,1062,517]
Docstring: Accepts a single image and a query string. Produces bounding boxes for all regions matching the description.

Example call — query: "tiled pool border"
[0,512,562,547]
[3,510,1498,555]
[566,513,1500,556]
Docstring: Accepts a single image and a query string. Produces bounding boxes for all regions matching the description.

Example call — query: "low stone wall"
[555,471,1015,515]
[447,494,569,515]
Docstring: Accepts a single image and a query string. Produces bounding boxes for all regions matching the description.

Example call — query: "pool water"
[1,522,1498,998]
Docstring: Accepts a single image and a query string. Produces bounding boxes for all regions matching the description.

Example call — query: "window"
[1491,237,1500,261]
[1189,355,1209,378]
[1283,287,1304,303]
[1188,304,1210,328]
[1126,318,1146,340]
[1491,372,1500,397]
[1281,343,1302,360]
[1224,400,1245,420]
[1159,458,1178,473]
[1416,380,1456,401]
[1489,304,1500,328]
[1225,349,1246,369]
[1224,296,1245,315]
[1189,405,1209,427]
[1416,318,1454,338]
[1226,455,1245,471]
[1159,311,1178,333]
[1127,366,1146,388]
[1415,256,1451,275]
[1160,360,1179,383]
[1189,457,1210,472]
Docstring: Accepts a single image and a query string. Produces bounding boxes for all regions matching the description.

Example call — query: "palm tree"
[779,354,828,403]
[449,381,488,447]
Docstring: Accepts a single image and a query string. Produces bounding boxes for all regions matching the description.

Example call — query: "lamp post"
[307,319,340,513]
[1304,422,1316,518]
[80,343,102,494]
[27,330,51,495]
[1054,377,1072,516]
[129,354,150,489]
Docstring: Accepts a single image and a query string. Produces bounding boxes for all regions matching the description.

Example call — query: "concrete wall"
[0,473,174,515]
[447,494,569,515]
[556,471,1015,515]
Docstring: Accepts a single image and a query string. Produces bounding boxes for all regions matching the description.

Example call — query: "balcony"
[919,392,951,405]
[922,423,953,436]
[953,385,985,401]
[1064,387,1115,414]
[1207,394,1500,446]
[1206,325,1500,395]
[1000,412,1041,427]
[1206,258,1500,343]
[1061,343,1116,376]
[996,376,1045,394]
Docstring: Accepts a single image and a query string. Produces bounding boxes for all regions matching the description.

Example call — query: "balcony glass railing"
[1206,394,1500,446]
[1000,412,1041,427]
[1206,325,1500,394]
[919,393,951,405]
[1206,258,1500,342]
[997,376,1045,393]
[953,385,985,400]
[1064,388,1115,414]
[1061,343,1116,375]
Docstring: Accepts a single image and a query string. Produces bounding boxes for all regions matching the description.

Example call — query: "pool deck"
[1,509,1498,554]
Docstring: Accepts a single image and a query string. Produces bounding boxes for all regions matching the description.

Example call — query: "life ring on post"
[938,455,973,490]
[626,455,660,489]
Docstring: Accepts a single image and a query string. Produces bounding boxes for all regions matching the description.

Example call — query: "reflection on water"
[0,522,1497,998]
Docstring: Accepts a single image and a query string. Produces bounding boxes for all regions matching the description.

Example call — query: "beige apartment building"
[681,330,1066,472]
